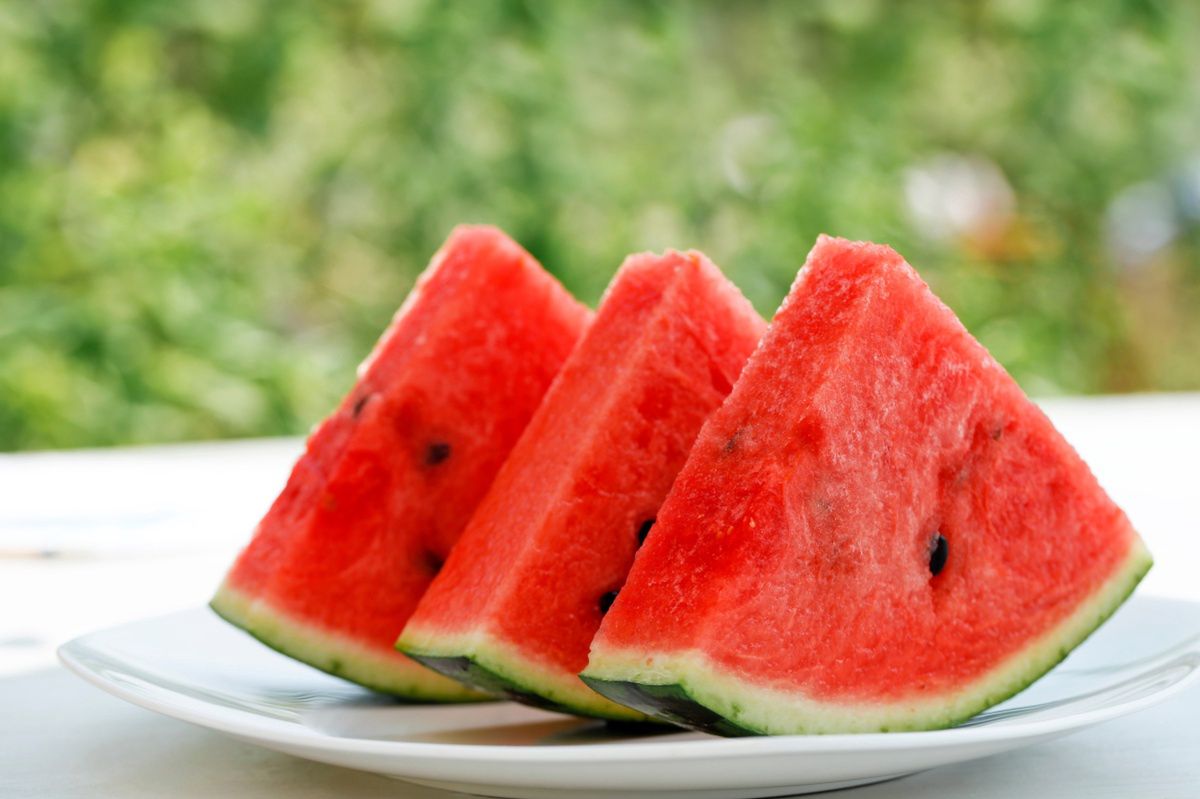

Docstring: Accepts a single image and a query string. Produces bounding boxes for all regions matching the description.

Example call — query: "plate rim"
[56,601,1200,764]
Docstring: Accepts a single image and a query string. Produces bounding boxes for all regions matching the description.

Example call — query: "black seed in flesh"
[637,518,656,544]
[351,394,371,418]
[424,551,444,575]
[425,442,451,466]
[599,591,619,614]
[929,533,949,577]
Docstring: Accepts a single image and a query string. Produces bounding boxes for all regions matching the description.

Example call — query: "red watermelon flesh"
[581,236,1151,734]
[397,251,765,719]
[212,226,592,699]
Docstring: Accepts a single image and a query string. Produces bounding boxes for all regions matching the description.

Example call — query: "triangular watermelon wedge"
[397,251,765,719]
[581,236,1151,734]
[212,226,591,699]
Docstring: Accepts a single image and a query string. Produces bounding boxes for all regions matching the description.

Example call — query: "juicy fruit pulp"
[397,251,766,719]
[582,236,1151,735]
[212,226,591,699]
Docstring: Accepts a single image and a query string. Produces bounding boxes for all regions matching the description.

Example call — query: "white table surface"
[2,393,1199,798]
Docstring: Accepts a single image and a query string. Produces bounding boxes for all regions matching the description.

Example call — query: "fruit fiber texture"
[398,250,766,719]
[212,226,592,699]
[582,235,1151,735]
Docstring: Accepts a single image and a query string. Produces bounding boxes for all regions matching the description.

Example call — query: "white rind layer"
[211,582,489,701]
[582,537,1152,734]
[398,625,648,721]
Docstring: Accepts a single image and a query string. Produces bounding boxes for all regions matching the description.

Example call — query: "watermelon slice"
[396,250,766,719]
[211,226,591,699]
[581,236,1151,735]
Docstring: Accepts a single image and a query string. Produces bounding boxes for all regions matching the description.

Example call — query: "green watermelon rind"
[210,583,491,702]
[402,651,597,718]
[580,539,1152,735]
[396,629,652,722]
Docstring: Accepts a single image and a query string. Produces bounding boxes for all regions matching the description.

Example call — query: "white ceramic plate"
[59,595,1200,799]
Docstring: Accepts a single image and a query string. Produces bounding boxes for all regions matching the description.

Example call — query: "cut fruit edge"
[397,627,651,721]
[581,537,1153,735]
[211,582,490,702]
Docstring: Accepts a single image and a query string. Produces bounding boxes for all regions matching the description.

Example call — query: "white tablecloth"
[2,393,1199,797]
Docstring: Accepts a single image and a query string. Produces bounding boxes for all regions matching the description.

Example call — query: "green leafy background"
[2,1,1198,451]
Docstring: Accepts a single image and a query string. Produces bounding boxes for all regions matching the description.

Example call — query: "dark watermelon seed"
[929,533,948,577]
[425,442,451,466]
[424,551,444,575]
[637,518,656,544]
[351,394,372,418]
[599,591,619,614]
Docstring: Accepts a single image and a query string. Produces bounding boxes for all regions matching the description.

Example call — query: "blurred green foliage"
[2,0,1199,451]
